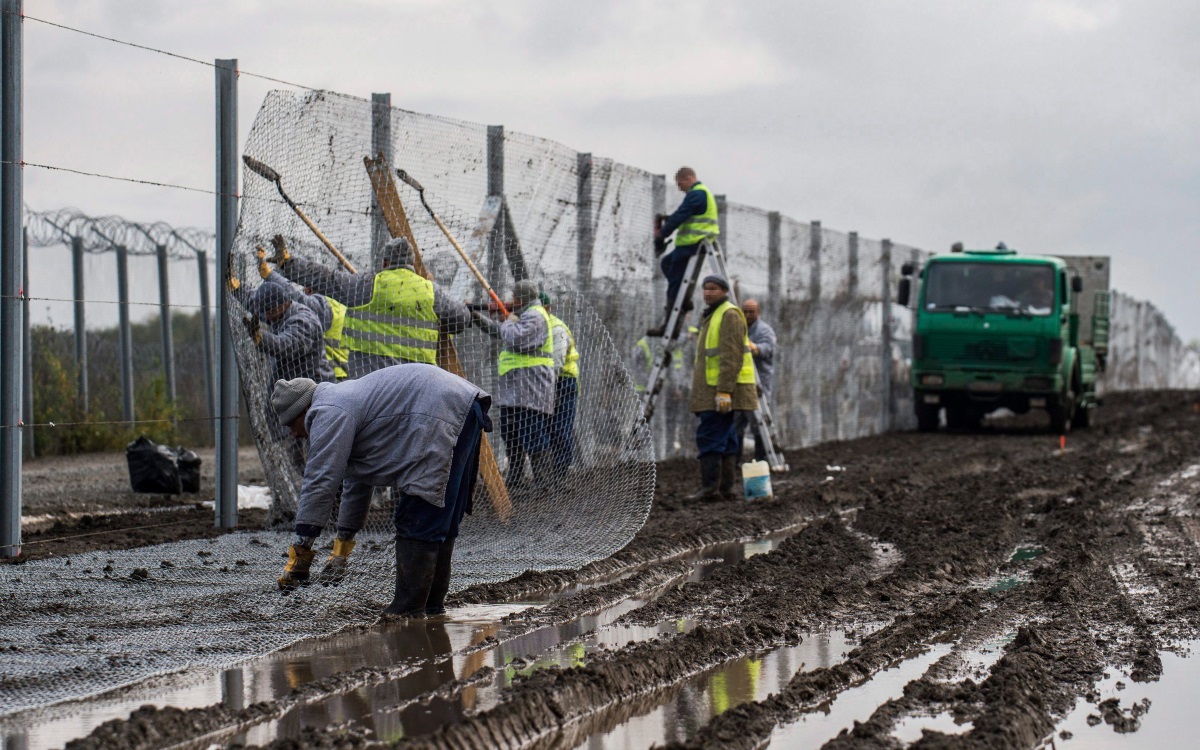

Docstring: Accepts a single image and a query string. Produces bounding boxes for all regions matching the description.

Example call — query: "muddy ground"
[26,391,1200,749]
[7,447,266,562]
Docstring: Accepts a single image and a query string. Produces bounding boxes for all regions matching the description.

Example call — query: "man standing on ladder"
[690,275,757,501]
[648,167,720,337]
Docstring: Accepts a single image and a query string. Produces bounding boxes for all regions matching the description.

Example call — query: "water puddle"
[768,643,953,748]
[892,710,973,743]
[2,528,799,750]
[1052,640,1200,748]
[1010,545,1045,562]
[574,632,852,749]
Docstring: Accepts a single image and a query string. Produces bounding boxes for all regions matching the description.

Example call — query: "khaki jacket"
[691,303,758,413]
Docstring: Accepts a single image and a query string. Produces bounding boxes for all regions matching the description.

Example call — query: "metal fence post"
[767,211,781,315]
[370,92,392,270]
[576,152,593,295]
[881,238,894,431]
[197,249,215,443]
[21,230,31,458]
[485,125,504,291]
[156,244,176,410]
[215,58,239,529]
[809,220,822,300]
[72,236,88,415]
[115,244,135,426]
[848,231,859,299]
[651,174,667,307]
[1,0,23,558]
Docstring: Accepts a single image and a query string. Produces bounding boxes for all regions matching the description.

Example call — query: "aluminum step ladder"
[639,238,789,471]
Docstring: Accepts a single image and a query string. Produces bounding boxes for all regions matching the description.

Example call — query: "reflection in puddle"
[1054,641,1200,748]
[892,710,973,743]
[769,643,953,748]
[1010,545,1045,562]
[575,632,851,749]
[4,529,798,750]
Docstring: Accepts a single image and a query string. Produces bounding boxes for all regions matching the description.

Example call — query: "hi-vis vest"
[342,268,438,364]
[676,183,720,247]
[324,296,349,379]
[498,304,554,376]
[548,313,580,379]
[701,301,756,387]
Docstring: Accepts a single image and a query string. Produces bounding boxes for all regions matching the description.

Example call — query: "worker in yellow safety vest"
[648,166,719,337]
[471,279,556,494]
[689,274,756,502]
[541,293,580,470]
[268,236,471,379]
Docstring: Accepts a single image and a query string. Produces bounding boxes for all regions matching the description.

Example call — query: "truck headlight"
[920,374,944,386]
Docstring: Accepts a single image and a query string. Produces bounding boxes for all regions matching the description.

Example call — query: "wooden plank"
[364,154,513,521]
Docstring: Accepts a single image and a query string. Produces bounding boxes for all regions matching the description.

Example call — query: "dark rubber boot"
[425,537,457,616]
[687,454,723,502]
[506,446,528,494]
[719,454,739,500]
[646,305,674,338]
[530,451,557,498]
[383,538,440,617]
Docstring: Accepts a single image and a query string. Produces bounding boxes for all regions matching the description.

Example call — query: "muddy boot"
[317,537,355,585]
[686,454,723,503]
[425,537,456,616]
[383,538,440,616]
[719,455,739,500]
[278,545,316,590]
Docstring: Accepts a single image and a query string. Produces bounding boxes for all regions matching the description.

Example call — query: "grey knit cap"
[701,274,729,291]
[513,279,541,306]
[252,282,291,314]
[271,378,317,426]
[379,237,414,268]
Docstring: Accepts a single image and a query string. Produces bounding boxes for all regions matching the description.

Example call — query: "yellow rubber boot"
[317,538,356,585]
[278,545,316,590]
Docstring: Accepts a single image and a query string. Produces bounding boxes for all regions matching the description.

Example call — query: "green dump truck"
[898,246,1110,433]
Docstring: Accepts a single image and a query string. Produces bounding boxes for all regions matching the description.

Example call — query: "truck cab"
[899,246,1109,433]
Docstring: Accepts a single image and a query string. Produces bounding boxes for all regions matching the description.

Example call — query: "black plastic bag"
[125,436,181,494]
[176,447,202,494]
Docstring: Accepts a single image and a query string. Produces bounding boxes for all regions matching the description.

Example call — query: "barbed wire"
[24,207,216,259]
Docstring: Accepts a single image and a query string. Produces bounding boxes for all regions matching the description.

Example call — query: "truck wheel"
[1071,404,1091,429]
[1049,394,1074,435]
[915,402,939,433]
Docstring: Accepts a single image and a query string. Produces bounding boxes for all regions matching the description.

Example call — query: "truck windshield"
[923,262,1056,316]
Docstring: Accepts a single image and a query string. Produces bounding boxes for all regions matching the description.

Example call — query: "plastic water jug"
[741,460,772,499]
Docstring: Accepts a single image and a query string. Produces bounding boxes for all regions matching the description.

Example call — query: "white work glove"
[715,392,733,413]
[506,312,519,323]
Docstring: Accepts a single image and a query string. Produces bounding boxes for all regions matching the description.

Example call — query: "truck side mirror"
[1071,276,1083,293]
[900,262,914,277]
[897,277,911,307]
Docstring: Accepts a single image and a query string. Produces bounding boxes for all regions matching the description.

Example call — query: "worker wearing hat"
[472,279,557,495]
[690,274,756,501]
[270,364,492,617]
[266,235,470,378]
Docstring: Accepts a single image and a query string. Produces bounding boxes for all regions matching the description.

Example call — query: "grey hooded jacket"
[294,363,493,533]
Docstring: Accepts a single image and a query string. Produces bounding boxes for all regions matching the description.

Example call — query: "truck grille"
[926,335,1039,363]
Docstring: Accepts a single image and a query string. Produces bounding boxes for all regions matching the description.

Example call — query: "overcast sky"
[20,0,1200,338]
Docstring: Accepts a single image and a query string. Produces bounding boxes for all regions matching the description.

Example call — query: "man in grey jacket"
[269,236,471,378]
[271,364,492,617]
[733,299,777,462]
[472,279,556,494]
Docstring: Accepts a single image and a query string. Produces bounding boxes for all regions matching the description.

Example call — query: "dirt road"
[29,391,1200,749]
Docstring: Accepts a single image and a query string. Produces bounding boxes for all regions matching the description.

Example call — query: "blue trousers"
[695,410,739,458]
[393,400,488,544]
[499,406,551,454]
[660,242,701,308]
[549,377,578,469]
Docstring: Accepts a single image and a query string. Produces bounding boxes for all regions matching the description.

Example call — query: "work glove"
[748,342,760,356]
[256,247,273,279]
[278,544,316,590]
[317,538,356,585]
[268,234,292,265]
[226,274,241,293]
[653,236,669,256]
[715,392,733,413]
[243,313,263,345]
